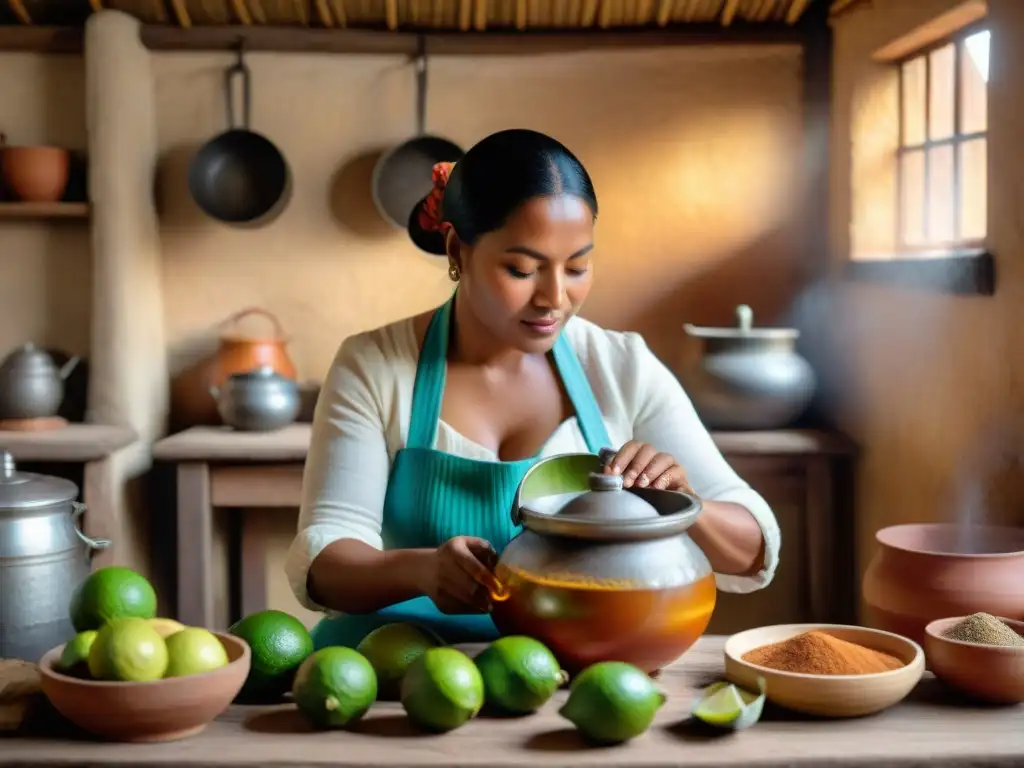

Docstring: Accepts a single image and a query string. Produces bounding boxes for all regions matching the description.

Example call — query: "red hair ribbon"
[417,161,455,234]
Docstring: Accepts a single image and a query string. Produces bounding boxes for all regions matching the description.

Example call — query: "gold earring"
[448,263,461,282]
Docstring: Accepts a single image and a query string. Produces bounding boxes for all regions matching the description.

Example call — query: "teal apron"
[310,292,612,649]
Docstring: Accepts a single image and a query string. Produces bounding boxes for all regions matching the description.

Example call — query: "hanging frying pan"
[371,36,464,236]
[188,43,291,226]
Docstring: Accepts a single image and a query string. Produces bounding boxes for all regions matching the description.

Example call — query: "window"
[897,27,989,252]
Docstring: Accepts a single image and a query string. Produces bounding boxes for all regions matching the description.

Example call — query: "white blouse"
[285,314,782,614]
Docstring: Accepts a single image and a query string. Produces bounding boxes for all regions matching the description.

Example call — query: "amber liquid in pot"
[489,564,716,675]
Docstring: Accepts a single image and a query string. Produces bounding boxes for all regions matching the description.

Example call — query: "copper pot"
[862,523,1024,647]
[170,308,296,429]
[1,134,70,203]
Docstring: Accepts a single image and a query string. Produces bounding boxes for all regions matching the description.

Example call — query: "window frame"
[846,19,994,297]
[894,20,988,253]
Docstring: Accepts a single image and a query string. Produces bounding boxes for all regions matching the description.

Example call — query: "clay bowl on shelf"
[0,142,70,203]
[862,523,1024,648]
[924,616,1024,704]
[723,623,925,718]
[37,632,250,743]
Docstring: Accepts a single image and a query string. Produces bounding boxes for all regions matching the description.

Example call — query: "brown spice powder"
[742,631,905,675]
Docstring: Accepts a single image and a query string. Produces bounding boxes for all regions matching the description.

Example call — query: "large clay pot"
[862,523,1024,647]
[680,304,817,430]
[1,135,70,203]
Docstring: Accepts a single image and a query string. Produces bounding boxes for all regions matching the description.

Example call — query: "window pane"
[960,30,989,133]
[929,43,956,140]
[900,150,926,246]
[901,56,927,146]
[959,137,987,241]
[927,144,955,244]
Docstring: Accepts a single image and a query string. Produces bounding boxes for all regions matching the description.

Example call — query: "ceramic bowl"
[924,616,1024,704]
[38,632,250,742]
[723,623,925,718]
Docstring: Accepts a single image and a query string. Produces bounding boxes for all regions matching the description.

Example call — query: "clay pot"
[170,307,297,429]
[1,135,70,203]
[863,523,1024,647]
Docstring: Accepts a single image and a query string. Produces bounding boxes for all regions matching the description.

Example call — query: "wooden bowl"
[723,623,925,718]
[38,632,250,743]
[924,616,1024,704]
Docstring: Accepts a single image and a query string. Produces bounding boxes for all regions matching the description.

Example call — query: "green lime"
[475,636,567,714]
[164,628,230,678]
[691,680,765,730]
[59,630,98,678]
[87,618,168,682]
[356,623,439,700]
[69,566,157,632]
[292,647,378,729]
[228,609,314,702]
[400,647,484,732]
[558,661,665,744]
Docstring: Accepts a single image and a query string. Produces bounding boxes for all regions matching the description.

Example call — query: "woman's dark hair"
[408,128,598,255]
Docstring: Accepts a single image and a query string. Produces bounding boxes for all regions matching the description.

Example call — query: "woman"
[285,128,781,649]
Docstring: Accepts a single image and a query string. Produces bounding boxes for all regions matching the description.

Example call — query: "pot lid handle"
[736,304,753,333]
[1,451,14,481]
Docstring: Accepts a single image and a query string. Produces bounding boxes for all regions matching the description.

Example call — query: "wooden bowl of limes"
[38,622,250,743]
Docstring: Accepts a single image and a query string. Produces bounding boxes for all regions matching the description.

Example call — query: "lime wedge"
[691,679,766,731]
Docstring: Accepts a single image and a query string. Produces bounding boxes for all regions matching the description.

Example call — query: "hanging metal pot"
[188,42,291,226]
[371,35,464,237]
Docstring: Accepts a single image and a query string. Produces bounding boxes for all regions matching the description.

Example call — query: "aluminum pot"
[680,304,817,430]
[209,364,300,432]
[0,452,110,662]
[0,343,80,420]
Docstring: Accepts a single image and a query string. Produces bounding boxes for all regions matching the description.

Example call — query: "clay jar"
[1,134,70,203]
[863,523,1024,647]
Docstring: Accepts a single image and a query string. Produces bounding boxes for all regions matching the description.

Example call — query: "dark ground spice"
[941,613,1024,647]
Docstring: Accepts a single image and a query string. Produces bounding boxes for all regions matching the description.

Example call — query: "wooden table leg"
[176,462,214,628]
[82,456,116,569]
[804,455,835,624]
[238,508,269,621]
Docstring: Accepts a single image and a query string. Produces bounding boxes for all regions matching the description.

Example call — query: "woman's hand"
[604,440,694,493]
[424,536,498,614]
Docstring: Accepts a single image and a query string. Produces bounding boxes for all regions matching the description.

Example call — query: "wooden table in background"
[8,635,1022,767]
[0,424,139,568]
[153,425,857,631]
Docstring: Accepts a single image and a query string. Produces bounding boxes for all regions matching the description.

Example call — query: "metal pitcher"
[209,364,300,432]
[0,343,80,420]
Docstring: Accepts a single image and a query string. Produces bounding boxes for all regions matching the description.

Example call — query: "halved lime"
[691,679,765,731]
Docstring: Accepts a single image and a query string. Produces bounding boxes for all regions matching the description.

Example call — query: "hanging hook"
[234,35,246,67]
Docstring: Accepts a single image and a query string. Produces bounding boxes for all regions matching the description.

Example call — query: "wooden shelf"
[0,202,89,220]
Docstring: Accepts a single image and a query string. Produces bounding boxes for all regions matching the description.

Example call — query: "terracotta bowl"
[723,623,925,718]
[863,523,1024,648]
[1,145,70,202]
[924,616,1024,704]
[38,632,250,743]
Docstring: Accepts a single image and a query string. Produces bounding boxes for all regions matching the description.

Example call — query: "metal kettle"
[209,364,300,432]
[0,343,80,420]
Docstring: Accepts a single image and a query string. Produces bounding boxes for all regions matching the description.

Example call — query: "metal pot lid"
[518,470,702,542]
[0,451,79,510]
[0,342,56,370]
[683,304,799,341]
[229,364,288,381]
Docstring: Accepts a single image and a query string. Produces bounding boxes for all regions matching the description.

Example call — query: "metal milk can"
[0,451,111,662]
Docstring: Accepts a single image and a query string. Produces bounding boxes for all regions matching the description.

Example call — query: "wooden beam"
[0,27,83,52]
[138,22,805,53]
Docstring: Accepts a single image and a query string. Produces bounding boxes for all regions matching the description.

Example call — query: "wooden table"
[8,635,1024,767]
[152,425,857,630]
[0,424,139,568]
